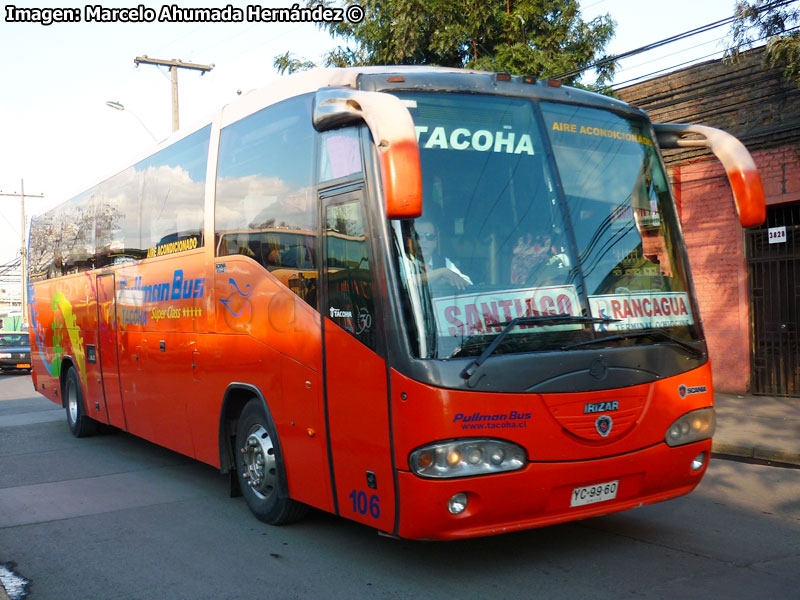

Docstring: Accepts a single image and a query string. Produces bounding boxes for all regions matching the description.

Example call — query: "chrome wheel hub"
[241,425,277,499]
[67,380,78,423]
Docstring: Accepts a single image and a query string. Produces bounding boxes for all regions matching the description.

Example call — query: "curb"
[712,439,800,467]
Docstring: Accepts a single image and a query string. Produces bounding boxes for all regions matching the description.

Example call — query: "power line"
[615,54,800,160]
[554,15,739,80]
[620,54,788,109]
[614,31,731,77]
[611,23,800,90]
[0,258,21,277]
[581,0,610,10]
[607,62,800,161]
[0,204,19,235]
[555,0,799,80]
[613,49,729,89]
[0,181,44,321]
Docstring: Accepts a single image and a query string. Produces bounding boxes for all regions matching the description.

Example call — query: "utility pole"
[0,179,44,324]
[134,56,214,132]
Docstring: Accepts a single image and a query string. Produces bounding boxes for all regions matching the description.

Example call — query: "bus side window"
[28,213,56,281]
[90,126,209,268]
[54,189,96,275]
[325,199,377,350]
[138,127,210,258]
[318,128,362,183]
[215,94,317,308]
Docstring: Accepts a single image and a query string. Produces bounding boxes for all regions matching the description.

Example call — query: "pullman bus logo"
[595,415,613,437]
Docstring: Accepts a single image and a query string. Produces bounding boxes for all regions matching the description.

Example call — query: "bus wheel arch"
[58,356,76,409]
[218,384,259,475]
[223,387,307,525]
[62,364,97,437]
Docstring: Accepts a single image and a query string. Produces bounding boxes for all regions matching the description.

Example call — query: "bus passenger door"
[322,188,396,533]
[96,273,126,429]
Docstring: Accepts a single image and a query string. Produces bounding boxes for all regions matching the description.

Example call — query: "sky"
[0,0,756,295]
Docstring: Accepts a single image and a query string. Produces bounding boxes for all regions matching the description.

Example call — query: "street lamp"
[105,101,159,142]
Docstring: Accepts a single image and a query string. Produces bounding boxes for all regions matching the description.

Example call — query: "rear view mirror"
[314,88,423,219]
[654,123,766,228]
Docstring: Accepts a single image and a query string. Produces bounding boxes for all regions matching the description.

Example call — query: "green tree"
[273,51,317,75]
[727,0,800,85]
[274,0,616,87]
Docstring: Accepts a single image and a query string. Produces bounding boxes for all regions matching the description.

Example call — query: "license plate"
[570,480,618,507]
[15,364,31,369]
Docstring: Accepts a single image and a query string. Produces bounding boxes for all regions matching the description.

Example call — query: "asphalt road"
[2,373,800,600]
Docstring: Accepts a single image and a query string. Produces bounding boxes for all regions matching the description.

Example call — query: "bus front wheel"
[64,367,97,438]
[235,399,307,525]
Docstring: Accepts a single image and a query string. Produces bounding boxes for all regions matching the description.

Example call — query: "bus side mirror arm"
[313,88,423,219]
[653,123,766,227]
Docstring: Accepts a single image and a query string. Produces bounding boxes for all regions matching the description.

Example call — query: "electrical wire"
[621,62,792,113]
[612,50,729,89]
[615,31,731,76]
[612,23,800,90]
[555,0,799,80]
[554,16,740,80]
[582,0,610,10]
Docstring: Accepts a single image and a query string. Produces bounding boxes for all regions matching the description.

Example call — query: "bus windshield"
[390,93,698,359]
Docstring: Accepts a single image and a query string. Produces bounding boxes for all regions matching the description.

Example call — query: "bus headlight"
[665,408,716,447]
[409,439,526,478]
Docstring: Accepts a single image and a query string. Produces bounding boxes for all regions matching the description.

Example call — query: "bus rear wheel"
[64,367,97,438]
[235,399,307,525]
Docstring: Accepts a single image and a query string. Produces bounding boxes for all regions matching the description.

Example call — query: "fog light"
[691,451,707,471]
[448,492,468,515]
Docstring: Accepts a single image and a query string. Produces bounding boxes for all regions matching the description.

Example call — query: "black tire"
[64,367,97,438]
[235,398,307,525]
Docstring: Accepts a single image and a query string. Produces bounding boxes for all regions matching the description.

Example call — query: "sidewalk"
[712,392,800,466]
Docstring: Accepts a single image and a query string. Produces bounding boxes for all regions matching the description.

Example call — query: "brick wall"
[616,47,800,393]
[672,159,749,392]
[756,146,800,207]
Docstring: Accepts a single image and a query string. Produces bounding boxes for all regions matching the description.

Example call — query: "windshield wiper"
[460,313,620,380]
[561,330,705,357]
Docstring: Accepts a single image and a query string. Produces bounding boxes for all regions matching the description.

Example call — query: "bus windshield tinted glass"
[390,93,697,359]
[541,102,695,335]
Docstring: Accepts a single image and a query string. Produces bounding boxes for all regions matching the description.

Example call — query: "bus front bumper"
[395,439,711,540]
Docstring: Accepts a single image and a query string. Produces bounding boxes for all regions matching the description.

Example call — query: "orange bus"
[27,67,765,540]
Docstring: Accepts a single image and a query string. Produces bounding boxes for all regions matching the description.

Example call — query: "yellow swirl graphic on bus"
[52,292,87,384]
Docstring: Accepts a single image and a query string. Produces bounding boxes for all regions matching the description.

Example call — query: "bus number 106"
[349,490,380,519]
